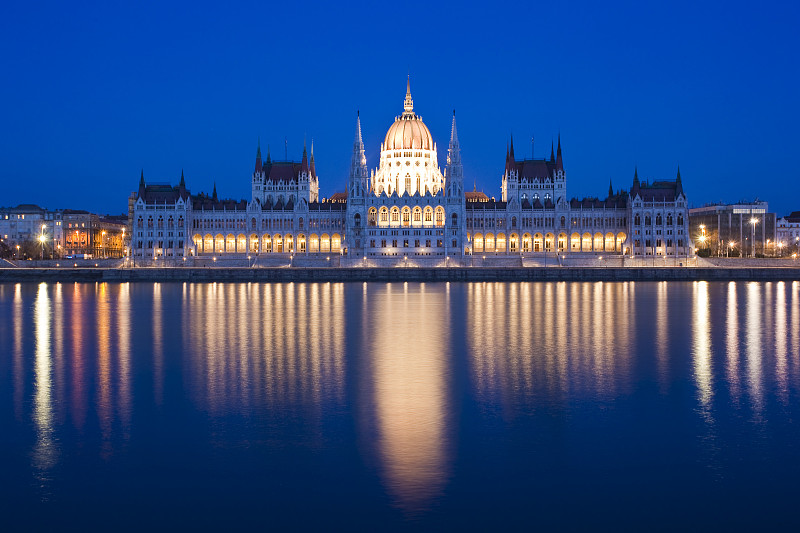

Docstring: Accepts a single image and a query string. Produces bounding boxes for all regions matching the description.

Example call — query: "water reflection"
[185,283,345,415]
[692,282,714,419]
[746,282,764,417]
[726,282,741,405]
[33,282,57,476]
[364,283,450,513]
[467,282,634,408]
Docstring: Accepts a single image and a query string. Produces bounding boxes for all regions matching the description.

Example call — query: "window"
[635,214,641,225]
[451,213,458,226]
[354,213,361,227]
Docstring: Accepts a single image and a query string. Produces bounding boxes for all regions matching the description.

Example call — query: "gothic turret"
[350,111,368,198]
[445,110,463,197]
[138,170,146,198]
[300,141,309,175]
[255,140,262,173]
[309,140,316,179]
[556,134,563,172]
[676,166,683,196]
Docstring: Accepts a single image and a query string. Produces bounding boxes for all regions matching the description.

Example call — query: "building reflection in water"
[33,282,57,477]
[185,282,345,417]
[774,282,788,404]
[692,282,714,420]
[362,283,451,513]
[656,281,669,392]
[467,282,634,409]
[745,282,764,417]
[726,282,741,405]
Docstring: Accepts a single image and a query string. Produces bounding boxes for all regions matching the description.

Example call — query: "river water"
[1,281,799,531]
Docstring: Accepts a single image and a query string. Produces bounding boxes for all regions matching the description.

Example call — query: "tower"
[346,111,369,257]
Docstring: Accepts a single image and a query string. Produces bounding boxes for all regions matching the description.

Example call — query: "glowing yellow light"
[38,235,46,243]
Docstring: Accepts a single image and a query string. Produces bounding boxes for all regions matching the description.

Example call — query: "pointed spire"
[354,110,363,145]
[300,139,309,173]
[449,109,459,146]
[633,166,640,190]
[550,140,555,162]
[212,182,217,201]
[403,75,414,115]
[138,169,146,197]
[180,168,185,188]
[675,165,683,195]
[556,133,563,171]
[608,179,613,198]
[509,134,515,161]
[255,138,262,173]
[266,144,271,164]
[309,139,316,178]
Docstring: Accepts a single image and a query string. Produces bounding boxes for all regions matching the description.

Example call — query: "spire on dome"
[556,133,563,171]
[403,75,414,115]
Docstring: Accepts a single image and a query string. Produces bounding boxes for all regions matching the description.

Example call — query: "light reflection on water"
[365,283,450,513]
[2,281,800,527]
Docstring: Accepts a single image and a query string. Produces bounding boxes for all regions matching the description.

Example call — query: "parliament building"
[131,79,692,265]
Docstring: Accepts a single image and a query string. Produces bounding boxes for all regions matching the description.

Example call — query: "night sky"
[1,0,798,216]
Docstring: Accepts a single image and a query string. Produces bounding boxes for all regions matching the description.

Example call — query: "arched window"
[390,208,400,223]
[379,207,389,223]
[137,217,143,229]
[677,214,684,225]
[157,216,163,229]
[635,214,641,225]
[560,216,566,228]
[511,216,517,228]
[451,213,458,226]
[178,216,184,228]
[413,207,422,223]
[168,216,174,229]
[435,207,445,226]
[645,215,651,225]
[354,213,361,227]
[424,207,433,223]
[666,213,673,225]
[368,208,377,226]
[656,214,662,225]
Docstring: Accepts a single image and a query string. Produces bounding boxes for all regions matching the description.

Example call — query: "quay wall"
[2,267,800,283]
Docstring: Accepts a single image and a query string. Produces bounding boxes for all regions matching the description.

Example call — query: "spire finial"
[403,75,414,114]
[212,181,217,201]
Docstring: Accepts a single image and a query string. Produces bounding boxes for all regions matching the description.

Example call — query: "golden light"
[750,217,758,225]
[699,224,705,230]
[730,241,735,247]
[38,235,46,243]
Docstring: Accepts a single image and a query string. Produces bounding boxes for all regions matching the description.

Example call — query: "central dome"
[383,78,434,151]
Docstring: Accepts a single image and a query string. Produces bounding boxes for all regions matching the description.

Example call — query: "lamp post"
[750,217,758,258]
[729,240,735,258]
[101,230,106,259]
[778,241,784,257]
[39,224,46,260]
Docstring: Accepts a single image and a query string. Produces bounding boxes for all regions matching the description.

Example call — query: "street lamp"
[101,230,106,259]
[750,217,758,258]
[778,241,784,257]
[729,240,736,258]
[39,224,46,260]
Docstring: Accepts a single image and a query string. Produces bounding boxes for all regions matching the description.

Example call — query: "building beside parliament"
[131,80,692,263]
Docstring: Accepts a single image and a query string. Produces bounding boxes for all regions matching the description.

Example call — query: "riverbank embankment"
[2,267,800,283]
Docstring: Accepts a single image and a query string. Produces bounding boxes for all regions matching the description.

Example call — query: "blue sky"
[1,0,798,215]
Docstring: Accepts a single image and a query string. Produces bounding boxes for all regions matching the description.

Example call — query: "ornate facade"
[130,79,692,263]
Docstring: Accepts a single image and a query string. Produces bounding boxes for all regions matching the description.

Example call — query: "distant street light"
[750,217,759,258]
